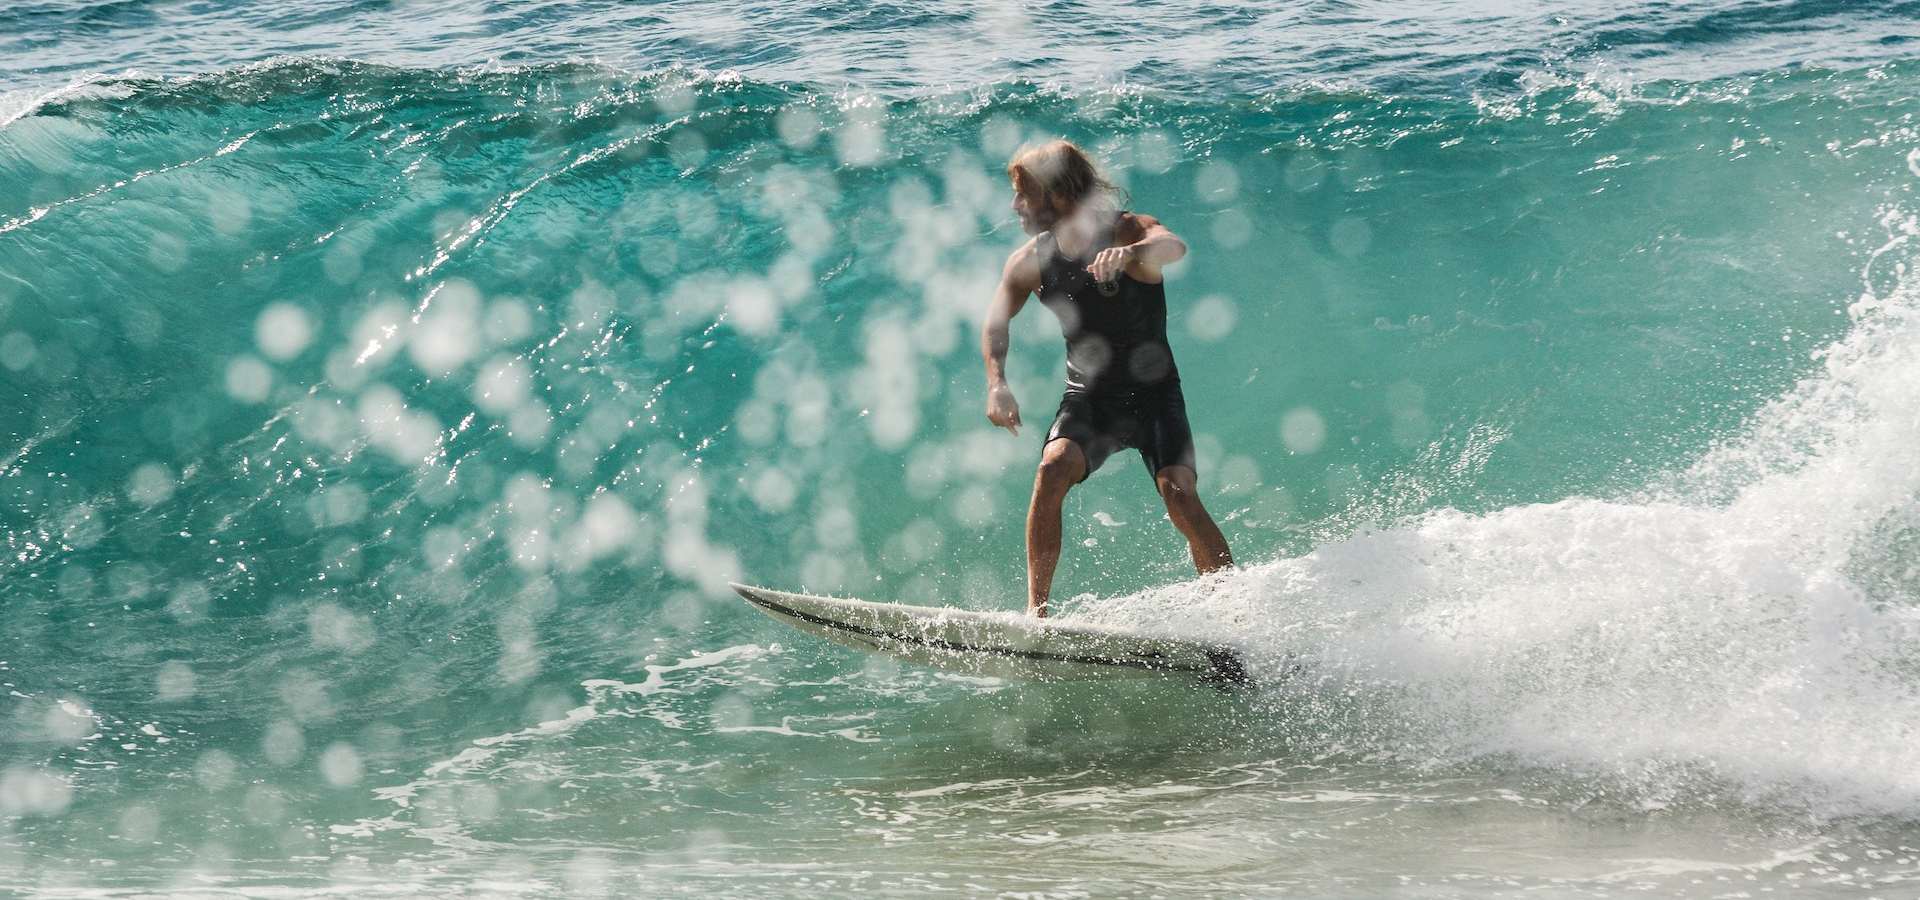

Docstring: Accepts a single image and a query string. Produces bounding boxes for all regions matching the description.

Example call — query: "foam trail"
[1088,250,1920,816]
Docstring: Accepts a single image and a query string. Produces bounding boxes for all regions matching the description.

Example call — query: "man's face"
[1010,181,1056,234]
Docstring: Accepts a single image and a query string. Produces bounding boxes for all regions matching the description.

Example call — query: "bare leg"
[1026,438,1087,617]
[1153,465,1233,573]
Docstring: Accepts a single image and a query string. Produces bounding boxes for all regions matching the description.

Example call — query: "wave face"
[2,24,1920,899]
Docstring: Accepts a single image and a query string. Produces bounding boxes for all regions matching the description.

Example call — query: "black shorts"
[1043,386,1197,482]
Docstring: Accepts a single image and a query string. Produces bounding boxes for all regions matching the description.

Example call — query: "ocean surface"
[4,1,1920,896]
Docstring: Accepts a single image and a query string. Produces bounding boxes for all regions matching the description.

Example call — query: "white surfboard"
[730,583,1252,688]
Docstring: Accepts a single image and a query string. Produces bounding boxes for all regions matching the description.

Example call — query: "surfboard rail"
[730,582,1251,689]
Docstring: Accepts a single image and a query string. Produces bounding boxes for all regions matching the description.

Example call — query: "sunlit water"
[4,1,1920,896]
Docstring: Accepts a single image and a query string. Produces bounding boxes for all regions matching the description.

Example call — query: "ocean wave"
[5,0,1919,101]
[1088,238,1920,817]
[4,30,1920,891]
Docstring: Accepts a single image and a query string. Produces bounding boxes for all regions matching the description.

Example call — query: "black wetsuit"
[1035,217,1196,480]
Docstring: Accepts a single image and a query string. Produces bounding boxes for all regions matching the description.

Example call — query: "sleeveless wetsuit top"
[1035,214,1180,395]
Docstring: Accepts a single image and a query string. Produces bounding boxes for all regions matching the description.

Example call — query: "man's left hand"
[1086,245,1134,285]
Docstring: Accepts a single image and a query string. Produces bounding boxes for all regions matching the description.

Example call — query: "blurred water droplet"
[472,356,532,415]
[43,699,91,743]
[952,485,995,529]
[724,277,779,337]
[835,101,887,167]
[1194,160,1240,203]
[507,400,553,449]
[243,784,289,824]
[1280,407,1328,454]
[156,660,197,702]
[1284,152,1326,192]
[0,767,72,817]
[980,116,1023,161]
[117,804,161,842]
[1135,131,1178,174]
[1211,208,1254,249]
[750,469,797,513]
[775,104,821,150]
[308,602,373,653]
[262,720,305,766]
[166,580,211,622]
[255,303,314,361]
[0,331,37,371]
[224,355,273,404]
[193,750,237,790]
[485,297,534,344]
[207,188,251,237]
[1219,455,1261,496]
[409,280,482,375]
[1331,217,1373,257]
[655,80,697,116]
[1187,294,1238,342]
[147,232,188,274]
[709,693,753,729]
[667,129,709,170]
[319,742,363,787]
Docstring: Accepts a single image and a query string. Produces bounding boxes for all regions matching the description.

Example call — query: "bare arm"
[982,239,1043,434]
[1087,212,1187,283]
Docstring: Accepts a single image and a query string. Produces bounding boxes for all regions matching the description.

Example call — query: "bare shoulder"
[1002,234,1044,289]
[1005,233,1045,264]
[1118,211,1165,243]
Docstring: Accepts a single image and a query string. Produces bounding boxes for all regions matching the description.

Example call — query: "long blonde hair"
[1005,139,1127,216]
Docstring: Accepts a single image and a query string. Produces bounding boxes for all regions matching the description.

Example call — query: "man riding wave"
[982,140,1234,617]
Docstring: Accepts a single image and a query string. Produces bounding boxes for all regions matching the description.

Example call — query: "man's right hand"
[986,382,1022,435]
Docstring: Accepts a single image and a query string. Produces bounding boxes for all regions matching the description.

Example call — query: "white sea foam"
[1087,249,1920,815]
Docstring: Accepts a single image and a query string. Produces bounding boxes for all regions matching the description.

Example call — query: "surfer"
[982,139,1234,618]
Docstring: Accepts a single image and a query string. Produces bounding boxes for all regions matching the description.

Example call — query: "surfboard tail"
[1199,646,1254,691]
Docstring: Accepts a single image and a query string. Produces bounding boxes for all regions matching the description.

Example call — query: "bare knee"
[1034,439,1086,498]
[1154,466,1198,506]
[1158,470,1212,524]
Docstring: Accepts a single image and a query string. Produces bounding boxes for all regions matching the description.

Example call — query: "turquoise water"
[5,2,1920,896]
